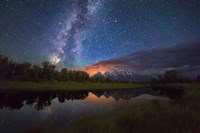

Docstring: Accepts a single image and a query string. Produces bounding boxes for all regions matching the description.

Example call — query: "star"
[0,0,199,69]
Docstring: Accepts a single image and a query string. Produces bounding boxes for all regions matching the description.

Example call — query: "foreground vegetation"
[0,81,148,91]
[30,84,200,133]
[66,85,200,133]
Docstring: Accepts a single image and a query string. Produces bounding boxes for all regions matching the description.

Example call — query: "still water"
[0,88,184,133]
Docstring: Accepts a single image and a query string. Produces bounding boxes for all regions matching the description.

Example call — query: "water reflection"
[0,88,185,133]
[0,91,89,110]
[0,88,185,111]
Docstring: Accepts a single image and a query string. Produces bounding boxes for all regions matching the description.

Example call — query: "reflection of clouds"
[84,93,170,108]
[85,92,116,105]
[129,94,170,105]
[84,93,169,106]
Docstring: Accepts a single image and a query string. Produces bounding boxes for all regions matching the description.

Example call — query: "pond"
[0,88,185,133]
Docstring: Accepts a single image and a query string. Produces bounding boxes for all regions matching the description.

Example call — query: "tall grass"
[0,81,147,91]
[19,84,200,133]
[65,87,200,133]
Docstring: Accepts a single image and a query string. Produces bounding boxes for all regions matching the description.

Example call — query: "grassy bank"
[153,83,200,89]
[0,81,148,91]
[65,86,200,133]
[27,84,200,133]
[68,102,200,133]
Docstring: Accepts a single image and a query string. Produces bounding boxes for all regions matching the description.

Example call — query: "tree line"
[1,55,200,83]
[151,70,200,84]
[0,55,120,83]
[0,55,91,82]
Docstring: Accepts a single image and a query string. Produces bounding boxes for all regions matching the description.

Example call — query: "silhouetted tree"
[0,55,9,80]
[197,74,200,83]
[61,68,68,81]
[164,70,181,83]
[31,65,42,82]
[41,61,55,81]
[54,70,62,82]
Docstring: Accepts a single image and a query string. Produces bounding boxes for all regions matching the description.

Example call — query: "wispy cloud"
[80,42,200,75]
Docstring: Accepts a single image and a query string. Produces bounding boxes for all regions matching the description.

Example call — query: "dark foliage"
[151,70,200,84]
[0,55,90,82]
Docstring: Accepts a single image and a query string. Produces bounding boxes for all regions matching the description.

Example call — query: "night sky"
[0,0,200,68]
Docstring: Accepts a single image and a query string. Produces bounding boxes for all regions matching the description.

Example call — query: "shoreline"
[0,81,148,91]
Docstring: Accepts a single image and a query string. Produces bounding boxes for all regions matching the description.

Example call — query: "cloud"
[80,42,200,76]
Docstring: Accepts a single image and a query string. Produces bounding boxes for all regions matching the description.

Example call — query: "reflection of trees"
[0,92,24,110]
[158,88,185,99]
[0,88,185,111]
[0,91,89,110]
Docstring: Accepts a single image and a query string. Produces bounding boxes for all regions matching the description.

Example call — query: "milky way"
[0,0,200,68]
[50,0,102,66]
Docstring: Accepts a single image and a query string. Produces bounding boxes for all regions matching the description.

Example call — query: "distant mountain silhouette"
[79,42,200,80]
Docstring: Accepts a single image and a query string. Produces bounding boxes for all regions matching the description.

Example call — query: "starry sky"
[0,0,200,68]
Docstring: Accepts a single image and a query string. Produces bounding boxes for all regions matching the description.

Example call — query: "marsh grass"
[25,85,200,133]
[3,83,200,133]
[65,87,200,133]
[0,81,147,91]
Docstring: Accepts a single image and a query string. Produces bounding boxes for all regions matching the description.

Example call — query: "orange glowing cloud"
[78,62,116,76]
[77,59,128,76]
